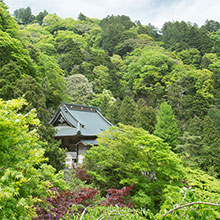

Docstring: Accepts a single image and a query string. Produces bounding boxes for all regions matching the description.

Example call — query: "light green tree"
[93,65,110,93]
[0,98,67,219]
[84,124,185,210]
[154,102,179,150]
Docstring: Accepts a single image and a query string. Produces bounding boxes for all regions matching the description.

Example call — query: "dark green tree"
[161,21,212,55]
[105,98,121,125]
[35,10,48,25]
[56,37,84,75]
[201,19,220,33]
[201,116,220,177]
[78,12,87,21]
[14,7,35,25]
[134,98,156,133]
[14,76,66,171]
[208,106,220,131]
[118,96,136,126]
[185,116,203,136]
[0,30,35,100]
[99,15,135,55]
[176,132,203,167]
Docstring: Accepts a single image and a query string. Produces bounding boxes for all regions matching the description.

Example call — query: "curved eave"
[96,110,113,126]
[49,104,62,125]
[61,105,82,127]
[50,104,80,127]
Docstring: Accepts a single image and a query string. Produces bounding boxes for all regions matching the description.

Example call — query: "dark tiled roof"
[50,103,112,137]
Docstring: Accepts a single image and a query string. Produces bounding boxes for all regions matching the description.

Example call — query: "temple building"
[50,103,112,168]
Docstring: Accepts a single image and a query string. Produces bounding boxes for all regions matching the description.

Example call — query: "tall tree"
[134,98,156,133]
[14,76,67,171]
[14,7,35,25]
[105,98,121,125]
[118,96,136,126]
[154,102,179,150]
[201,116,220,177]
[35,10,48,25]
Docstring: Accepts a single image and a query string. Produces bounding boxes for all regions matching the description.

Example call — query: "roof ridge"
[62,102,100,111]
[61,104,84,127]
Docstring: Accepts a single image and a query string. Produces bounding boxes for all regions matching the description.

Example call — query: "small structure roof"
[50,103,112,138]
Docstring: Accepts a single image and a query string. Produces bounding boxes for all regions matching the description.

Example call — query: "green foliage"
[208,105,220,130]
[90,90,115,116]
[0,98,67,219]
[134,98,156,133]
[14,7,35,25]
[176,48,201,67]
[56,37,84,75]
[63,205,146,220]
[184,115,220,178]
[186,167,220,196]
[161,21,212,55]
[0,2,19,37]
[0,30,35,100]
[105,98,121,125]
[167,67,213,121]
[93,65,110,93]
[2,5,220,218]
[35,10,48,25]
[156,167,220,219]
[123,46,176,105]
[157,187,220,219]
[118,96,136,125]
[65,74,93,105]
[200,116,220,177]
[202,19,220,33]
[100,15,136,55]
[154,102,179,150]
[201,53,218,69]
[84,124,185,210]
[42,14,64,33]
[35,53,68,109]
[176,131,203,167]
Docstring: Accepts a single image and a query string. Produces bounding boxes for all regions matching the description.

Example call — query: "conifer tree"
[135,98,156,133]
[201,116,220,177]
[154,102,179,150]
[118,96,136,126]
[105,98,121,125]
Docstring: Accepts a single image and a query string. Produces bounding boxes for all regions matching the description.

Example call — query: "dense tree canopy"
[0,98,67,219]
[84,124,185,210]
[1,2,220,218]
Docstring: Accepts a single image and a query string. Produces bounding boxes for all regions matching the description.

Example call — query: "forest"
[0,1,220,219]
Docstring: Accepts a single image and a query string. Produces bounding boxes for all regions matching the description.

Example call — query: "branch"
[80,208,87,220]
[160,202,220,218]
